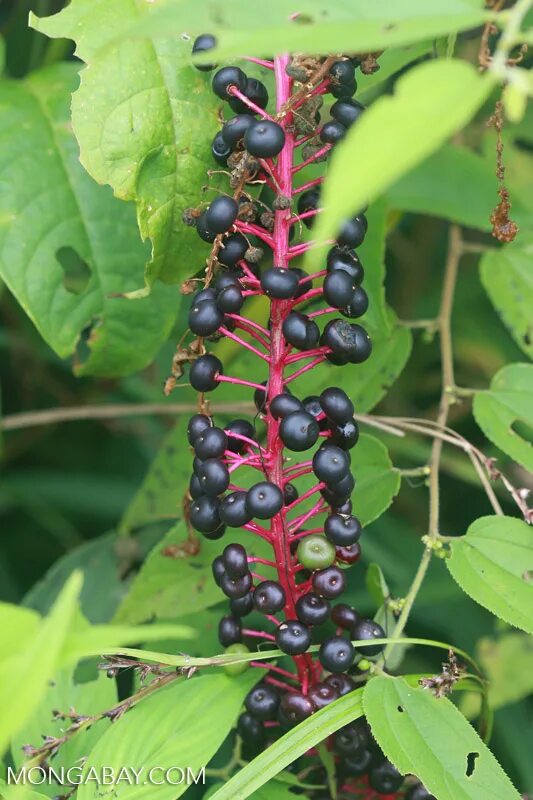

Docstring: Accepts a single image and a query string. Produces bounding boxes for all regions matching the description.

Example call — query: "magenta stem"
[285,481,326,510]
[235,220,275,246]
[218,326,270,362]
[240,56,275,69]
[285,356,327,383]
[292,144,332,174]
[289,208,321,225]
[227,86,275,120]
[308,306,336,318]
[292,177,324,196]
[243,629,276,641]
[217,374,267,392]
[290,500,327,531]
[286,346,329,364]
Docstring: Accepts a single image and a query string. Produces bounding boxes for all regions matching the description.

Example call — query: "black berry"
[246,482,284,519]
[192,34,217,71]
[245,684,280,720]
[253,580,286,613]
[280,692,314,726]
[212,66,247,99]
[312,566,346,599]
[275,620,311,655]
[222,542,249,579]
[280,411,320,451]
[205,196,238,233]
[324,514,361,546]
[220,491,253,527]
[244,120,285,158]
[261,267,300,299]
[194,426,227,460]
[352,618,386,656]
[331,603,360,629]
[319,635,355,673]
[218,615,242,646]
[295,592,330,625]
[190,354,223,392]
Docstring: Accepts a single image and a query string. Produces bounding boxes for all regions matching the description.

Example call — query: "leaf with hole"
[480,239,533,359]
[363,675,521,800]
[0,63,178,375]
[31,0,226,287]
[473,363,533,472]
[309,59,492,268]
[447,515,533,634]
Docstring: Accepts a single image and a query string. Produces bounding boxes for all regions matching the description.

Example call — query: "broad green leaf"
[210,689,364,800]
[114,523,272,624]
[386,145,532,232]
[0,781,50,800]
[473,364,533,472]
[249,783,299,800]
[0,573,82,756]
[117,1,488,62]
[462,633,533,716]
[77,672,258,800]
[0,605,40,661]
[358,42,434,99]
[480,241,533,359]
[31,2,224,287]
[447,515,533,634]
[118,421,188,535]
[11,670,117,780]
[24,528,161,622]
[364,675,521,800]
[310,60,493,268]
[0,63,178,375]
[350,434,401,526]
[366,563,391,607]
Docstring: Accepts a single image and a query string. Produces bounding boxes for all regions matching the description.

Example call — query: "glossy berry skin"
[296,188,320,228]
[237,712,264,747]
[211,556,226,586]
[225,418,255,453]
[308,682,339,710]
[187,413,212,445]
[222,114,256,148]
[342,748,376,777]
[312,445,350,484]
[222,543,249,579]
[190,495,222,533]
[282,311,319,350]
[219,491,252,527]
[295,592,330,625]
[325,672,356,696]
[253,580,286,613]
[244,120,285,158]
[320,120,346,145]
[331,418,359,450]
[334,719,371,755]
[312,566,346,599]
[329,60,357,98]
[192,34,217,71]
[230,591,254,617]
[327,247,364,283]
[331,98,365,128]
[218,233,248,267]
[194,427,227,460]
[212,66,247,99]
[321,320,372,365]
[197,459,230,496]
[189,473,203,499]
[331,603,360,630]
[324,514,362,546]
[283,482,299,505]
[297,534,336,571]
[261,267,300,299]
[319,387,354,424]
[189,354,222,392]
[270,392,303,420]
[205,196,238,233]
[323,270,357,309]
[194,286,218,303]
[337,216,367,249]
[321,473,355,505]
[352,618,386,656]
[369,760,403,794]
[220,571,253,599]
[405,783,437,800]
[188,299,223,336]
[196,211,217,243]
[275,620,311,655]
[280,692,314,726]
[319,635,355,673]
[230,77,269,112]
[212,131,232,165]
[218,615,242,646]
[246,481,284,519]
[254,381,268,413]
[279,411,320,451]
[245,684,280,720]
[341,286,368,319]
[336,542,361,565]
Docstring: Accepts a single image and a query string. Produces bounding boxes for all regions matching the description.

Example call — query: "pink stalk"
[235,220,275,246]
[292,143,332,174]
[240,56,275,69]
[289,208,321,225]
[285,482,326,510]
[292,177,323,195]
[289,500,327,531]
[218,327,270,362]
[251,662,301,683]
[217,375,266,392]
[308,306,336,318]
[242,629,276,641]
[285,356,327,383]
[227,86,275,120]
[286,346,329,364]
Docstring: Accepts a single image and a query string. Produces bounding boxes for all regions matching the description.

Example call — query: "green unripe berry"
[223,643,250,676]
[358,658,371,671]
[297,534,336,570]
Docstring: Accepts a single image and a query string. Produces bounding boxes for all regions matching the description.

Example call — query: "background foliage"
[0,0,532,799]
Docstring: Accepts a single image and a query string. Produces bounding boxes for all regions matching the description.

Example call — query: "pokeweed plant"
[0,2,532,800]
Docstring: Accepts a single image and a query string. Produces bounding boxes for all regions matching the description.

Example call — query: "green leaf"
[0,63,178,375]
[480,240,533,359]
[462,633,533,715]
[0,781,50,800]
[114,523,273,624]
[31,2,224,287]
[447,515,533,634]
[363,675,521,800]
[386,145,531,232]
[0,572,82,756]
[209,689,364,800]
[23,528,161,622]
[310,59,493,268]
[350,434,401,526]
[116,1,488,62]
[11,670,117,776]
[77,672,258,800]
[473,364,533,471]
[366,563,391,607]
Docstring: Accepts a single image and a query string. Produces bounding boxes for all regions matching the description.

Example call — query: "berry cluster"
[180,38,432,799]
